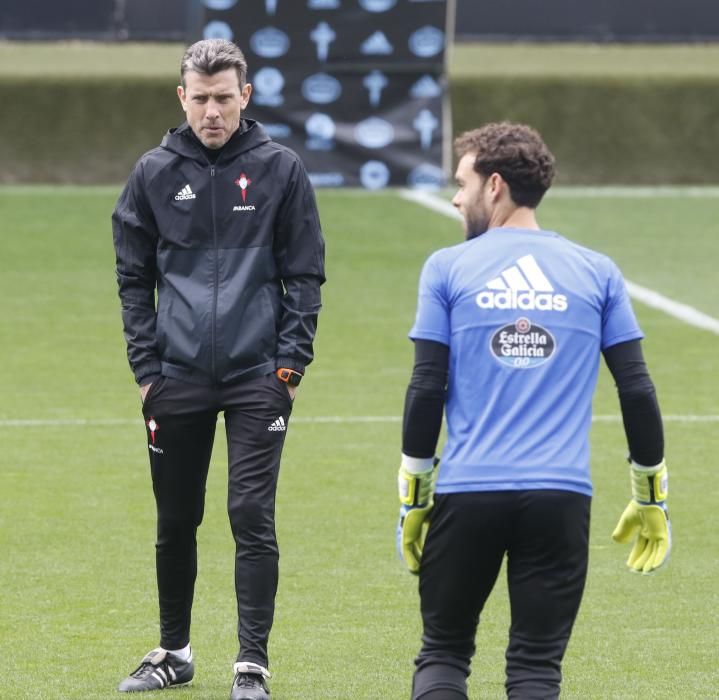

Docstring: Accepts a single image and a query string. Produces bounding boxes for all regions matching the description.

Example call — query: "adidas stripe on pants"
[140,373,293,667]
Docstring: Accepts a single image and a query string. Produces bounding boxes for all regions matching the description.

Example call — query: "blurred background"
[2,0,718,186]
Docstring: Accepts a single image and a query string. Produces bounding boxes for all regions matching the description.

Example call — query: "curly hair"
[180,39,248,89]
[454,122,556,208]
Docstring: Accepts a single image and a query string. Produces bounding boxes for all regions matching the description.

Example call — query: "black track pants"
[412,490,590,700]
[140,373,293,666]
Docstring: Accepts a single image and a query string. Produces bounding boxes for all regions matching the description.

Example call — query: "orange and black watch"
[276,368,303,387]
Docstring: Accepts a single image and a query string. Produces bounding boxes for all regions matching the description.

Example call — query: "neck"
[491,205,540,231]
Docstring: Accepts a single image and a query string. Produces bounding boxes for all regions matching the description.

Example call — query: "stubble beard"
[464,206,490,240]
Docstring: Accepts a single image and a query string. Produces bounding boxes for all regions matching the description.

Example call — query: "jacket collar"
[161,119,271,164]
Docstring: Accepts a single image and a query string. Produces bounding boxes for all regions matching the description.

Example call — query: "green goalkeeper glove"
[397,457,438,575]
[612,459,671,574]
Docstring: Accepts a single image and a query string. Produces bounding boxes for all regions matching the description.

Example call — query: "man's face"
[177,69,252,149]
[452,153,491,239]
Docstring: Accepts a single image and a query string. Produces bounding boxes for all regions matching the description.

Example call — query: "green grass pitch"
[1,186,717,698]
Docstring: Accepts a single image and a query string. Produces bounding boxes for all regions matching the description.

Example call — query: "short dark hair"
[454,122,556,208]
[180,39,248,89]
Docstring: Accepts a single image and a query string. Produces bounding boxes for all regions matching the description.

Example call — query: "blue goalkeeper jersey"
[409,227,643,496]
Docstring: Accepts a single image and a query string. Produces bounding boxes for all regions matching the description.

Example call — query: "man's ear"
[177,85,187,113]
[241,82,253,109]
[488,172,504,200]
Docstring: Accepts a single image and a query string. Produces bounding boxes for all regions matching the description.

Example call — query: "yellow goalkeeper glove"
[612,459,671,574]
[397,457,438,575]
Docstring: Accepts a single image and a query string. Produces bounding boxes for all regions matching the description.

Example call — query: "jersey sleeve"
[601,258,644,350]
[409,251,450,346]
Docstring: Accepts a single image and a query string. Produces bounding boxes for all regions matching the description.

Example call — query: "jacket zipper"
[210,164,218,384]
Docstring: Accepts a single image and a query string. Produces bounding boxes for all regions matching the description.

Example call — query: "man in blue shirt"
[397,122,670,699]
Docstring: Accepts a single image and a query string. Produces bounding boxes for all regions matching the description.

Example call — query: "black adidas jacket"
[112,120,325,386]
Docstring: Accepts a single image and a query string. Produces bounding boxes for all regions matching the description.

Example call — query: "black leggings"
[412,490,591,700]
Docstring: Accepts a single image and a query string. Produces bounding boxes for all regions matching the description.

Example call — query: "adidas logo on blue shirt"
[476,254,568,311]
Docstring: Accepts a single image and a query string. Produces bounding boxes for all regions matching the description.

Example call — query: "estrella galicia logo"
[490,318,556,369]
[202,0,237,9]
[250,27,290,58]
[360,161,390,190]
[302,73,342,104]
[407,163,445,190]
[409,26,445,57]
[252,67,285,106]
[305,113,336,151]
[360,0,397,11]
[354,117,394,149]
[203,21,233,41]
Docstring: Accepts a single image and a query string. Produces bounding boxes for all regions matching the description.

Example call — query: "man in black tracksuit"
[112,39,325,700]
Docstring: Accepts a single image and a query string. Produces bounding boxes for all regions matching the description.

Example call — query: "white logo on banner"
[202,0,237,9]
[408,163,446,190]
[308,0,340,7]
[360,31,393,55]
[360,161,390,190]
[410,75,442,99]
[264,124,292,139]
[309,172,346,186]
[265,0,278,14]
[360,0,397,11]
[203,21,234,40]
[355,117,395,149]
[306,113,336,150]
[413,109,438,150]
[363,70,388,107]
[302,73,342,104]
[253,67,285,106]
[250,27,290,58]
[409,26,445,57]
[310,21,336,61]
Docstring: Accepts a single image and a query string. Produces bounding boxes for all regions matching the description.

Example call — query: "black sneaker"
[118,647,194,692]
[230,662,271,700]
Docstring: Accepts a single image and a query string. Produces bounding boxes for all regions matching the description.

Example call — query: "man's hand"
[397,458,438,575]
[612,460,671,574]
[140,383,152,403]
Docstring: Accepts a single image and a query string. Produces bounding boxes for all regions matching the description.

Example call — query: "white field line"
[399,189,719,335]
[0,414,717,427]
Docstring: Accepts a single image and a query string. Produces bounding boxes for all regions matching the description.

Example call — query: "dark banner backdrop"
[3,0,719,41]
[199,0,454,190]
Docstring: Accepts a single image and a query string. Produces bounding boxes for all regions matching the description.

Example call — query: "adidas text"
[233,205,256,211]
[268,416,286,432]
[476,289,568,312]
[175,185,196,201]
